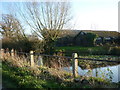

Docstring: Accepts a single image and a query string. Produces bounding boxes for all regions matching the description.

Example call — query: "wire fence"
[16,52,120,63]
[1,48,120,65]
[75,57,120,63]
[1,48,120,78]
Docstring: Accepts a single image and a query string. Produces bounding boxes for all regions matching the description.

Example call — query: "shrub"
[85,33,97,46]
[2,36,40,52]
[109,46,120,55]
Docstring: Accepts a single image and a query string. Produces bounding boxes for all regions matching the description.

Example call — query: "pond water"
[63,64,120,82]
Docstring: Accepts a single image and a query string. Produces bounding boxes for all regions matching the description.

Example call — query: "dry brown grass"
[1,53,29,67]
[1,52,72,79]
[1,53,42,76]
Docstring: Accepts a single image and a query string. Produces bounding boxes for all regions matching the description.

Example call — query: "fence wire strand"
[15,51,120,63]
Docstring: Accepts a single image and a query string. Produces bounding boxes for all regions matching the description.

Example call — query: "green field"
[55,46,120,69]
[55,46,110,56]
[56,46,102,51]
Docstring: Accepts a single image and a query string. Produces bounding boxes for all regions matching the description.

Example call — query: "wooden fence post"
[14,50,17,57]
[30,51,34,67]
[0,49,4,58]
[72,53,78,78]
[11,49,14,58]
[6,48,10,57]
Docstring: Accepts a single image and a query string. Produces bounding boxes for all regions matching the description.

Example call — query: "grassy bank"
[2,61,65,88]
[2,56,119,88]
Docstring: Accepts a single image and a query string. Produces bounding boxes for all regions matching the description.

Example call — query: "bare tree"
[15,2,72,54]
[0,14,26,40]
[17,2,71,39]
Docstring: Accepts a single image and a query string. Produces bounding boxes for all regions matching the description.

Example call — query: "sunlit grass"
[1,53,119,88]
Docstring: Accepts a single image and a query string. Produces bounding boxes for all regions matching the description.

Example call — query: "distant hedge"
[2,37,39,52]
[109,46,120,55]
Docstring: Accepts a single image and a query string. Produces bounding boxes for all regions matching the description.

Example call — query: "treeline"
[2,36,39,53]
[0,14,41,52]
[0,2,72,54]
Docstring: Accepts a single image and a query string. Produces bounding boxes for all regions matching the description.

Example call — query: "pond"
[63,64,120,83]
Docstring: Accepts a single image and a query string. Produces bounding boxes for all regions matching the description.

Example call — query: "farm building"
[56,30,120,46]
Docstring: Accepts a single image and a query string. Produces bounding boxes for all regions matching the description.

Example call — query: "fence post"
[72,53,78,78]
[11,49,14,58]
[6,48,10,57]
[38,55,43,66]
[30,51,34,67]
[14,50,17,57]
[0,49,4,58]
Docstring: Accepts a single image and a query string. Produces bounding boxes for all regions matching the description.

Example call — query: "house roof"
[59,30,120,38]
[81,30,120,37]
[59,30,80,37]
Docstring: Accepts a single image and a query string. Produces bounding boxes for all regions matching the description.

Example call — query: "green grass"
[55,46,120,69]
[2,58,119,88]
[56,46,101,51]
[55,46,120,56]
[2,61,62,88]
[55,46,110,56]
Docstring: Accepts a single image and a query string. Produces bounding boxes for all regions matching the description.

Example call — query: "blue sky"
[0,0,119,34]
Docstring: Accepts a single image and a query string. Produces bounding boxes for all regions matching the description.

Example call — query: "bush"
[109,46,120,55]
[114,36,120,45]
[85,33,97,46]
[2,36,40,52]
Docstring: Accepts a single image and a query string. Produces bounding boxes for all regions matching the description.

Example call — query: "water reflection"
[63,64,120,82]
